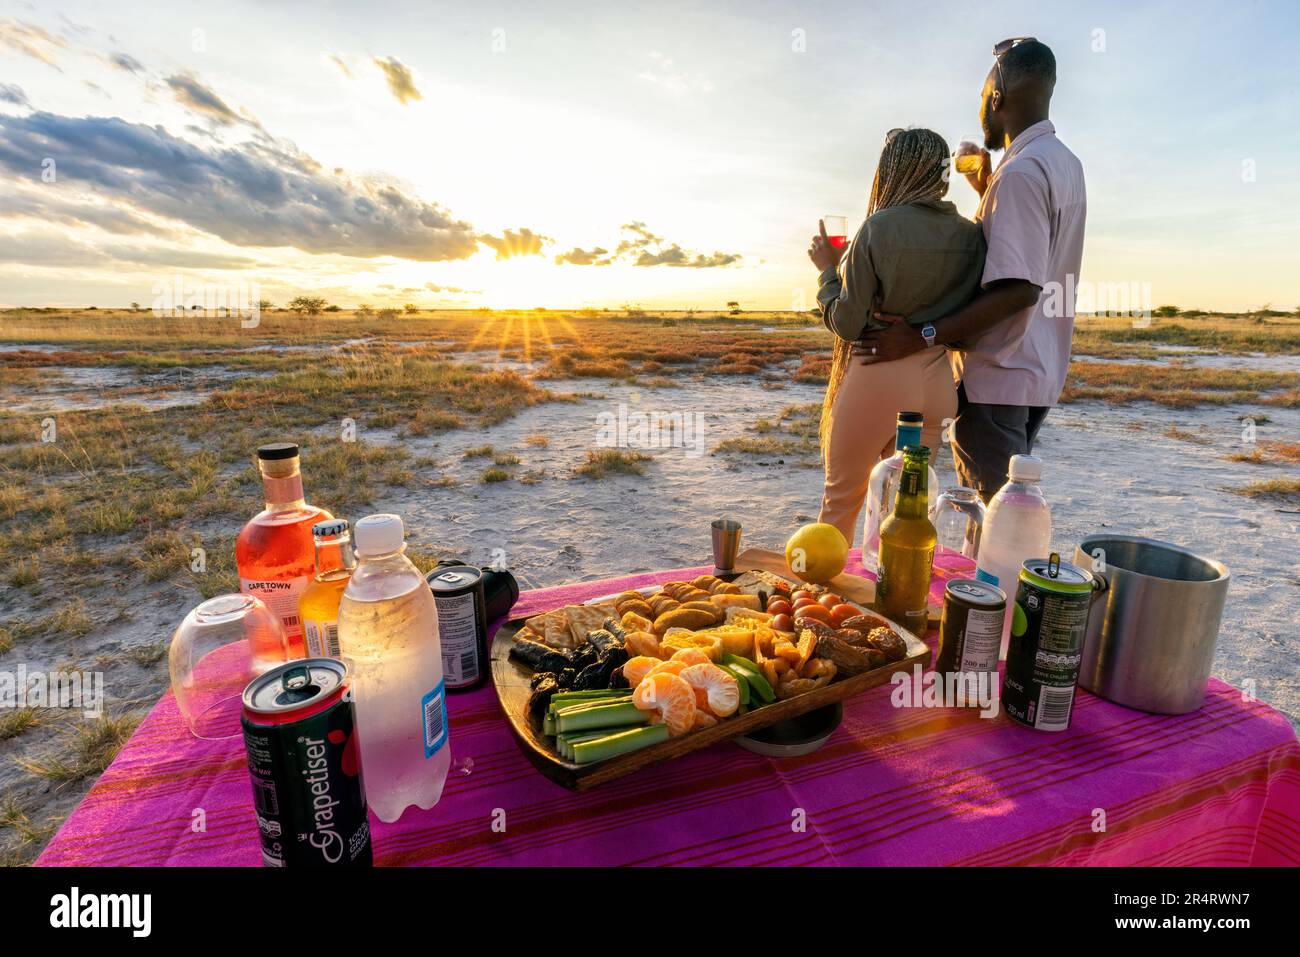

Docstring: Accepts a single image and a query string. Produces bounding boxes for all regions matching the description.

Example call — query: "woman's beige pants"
[818,346,955,546]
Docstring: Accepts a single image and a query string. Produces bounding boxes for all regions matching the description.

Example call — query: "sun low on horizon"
[1,1,1298,314]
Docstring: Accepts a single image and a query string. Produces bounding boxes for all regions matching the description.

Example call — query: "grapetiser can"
[241,659,372,867]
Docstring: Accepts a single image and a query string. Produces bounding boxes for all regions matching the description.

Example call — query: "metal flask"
[1073,535,1230,715]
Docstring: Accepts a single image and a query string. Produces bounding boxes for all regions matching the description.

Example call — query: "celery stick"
[543,712,556,736]
[555,701,648,734]
[572,724,670,764]
[550,695,632,718]
[548,690,630,716]
[557,730,610,761]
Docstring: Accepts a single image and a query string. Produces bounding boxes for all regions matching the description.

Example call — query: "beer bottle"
[874,445,937,632]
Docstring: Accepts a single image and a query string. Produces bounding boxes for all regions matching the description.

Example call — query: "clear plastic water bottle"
[862,411,938,571]
[337,514,450,822]
[973,455,1052,660]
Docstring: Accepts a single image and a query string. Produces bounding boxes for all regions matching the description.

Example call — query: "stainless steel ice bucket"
[1073,535,1229,715]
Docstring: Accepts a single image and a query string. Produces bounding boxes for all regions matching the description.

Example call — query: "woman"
[809,127,985,544]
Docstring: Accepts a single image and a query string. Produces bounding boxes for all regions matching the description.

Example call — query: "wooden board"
[490,581,930,791]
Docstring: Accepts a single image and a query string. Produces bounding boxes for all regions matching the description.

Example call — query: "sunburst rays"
[462,310,567,367]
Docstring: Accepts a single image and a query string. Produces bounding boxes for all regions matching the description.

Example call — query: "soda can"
[935,579,1006,680]
[1002,554,1096,732]
[241,659,373,867]
[426,564,489,690]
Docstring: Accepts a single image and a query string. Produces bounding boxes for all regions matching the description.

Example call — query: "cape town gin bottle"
[236,443,333,658]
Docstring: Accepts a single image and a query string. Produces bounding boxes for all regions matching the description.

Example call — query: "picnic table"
[37,548,1300,866]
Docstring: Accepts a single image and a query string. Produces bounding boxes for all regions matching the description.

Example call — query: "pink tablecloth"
[38,549,1300,866]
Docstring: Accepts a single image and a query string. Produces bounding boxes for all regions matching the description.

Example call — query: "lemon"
[785,522,849,584]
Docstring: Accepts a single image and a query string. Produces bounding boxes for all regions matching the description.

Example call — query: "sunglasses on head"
[992,36,1036,91]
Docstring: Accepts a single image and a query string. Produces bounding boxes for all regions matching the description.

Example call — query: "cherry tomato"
[829,603,859,626]
[766,598,792,617]
[794,605,833,625]
[792,597,817,611]
[771,613,794,632]
[818,592,843,610]
[791,590,813,604]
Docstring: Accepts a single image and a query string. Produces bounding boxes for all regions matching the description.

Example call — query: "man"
[854,38,1086,501]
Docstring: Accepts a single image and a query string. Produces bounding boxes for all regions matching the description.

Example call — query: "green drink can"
[1001,554,1095,732]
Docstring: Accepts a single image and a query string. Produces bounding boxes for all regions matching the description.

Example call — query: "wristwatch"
[920,323,937,348]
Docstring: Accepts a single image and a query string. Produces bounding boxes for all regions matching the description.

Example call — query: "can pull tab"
[1048,552,1061,579]
[276,664,318,705]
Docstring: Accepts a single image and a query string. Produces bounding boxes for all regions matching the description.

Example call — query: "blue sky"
[1,0,1297,310]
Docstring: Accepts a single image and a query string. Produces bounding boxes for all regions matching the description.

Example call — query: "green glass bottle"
[874,445,937,632]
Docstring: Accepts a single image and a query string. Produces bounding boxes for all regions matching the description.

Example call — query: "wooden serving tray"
[489,581,931,791]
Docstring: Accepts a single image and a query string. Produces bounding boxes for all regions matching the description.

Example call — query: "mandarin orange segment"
[692,708,719,730]
[669,647,712,666]
[678,662,741,717]
[621,655,662,687]
[632,673,696,736]
[646,659,686,678]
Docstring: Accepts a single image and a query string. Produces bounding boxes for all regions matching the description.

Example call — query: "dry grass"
[1060,360,1296,407]
[1231,478,1300,502]
[715,403,821,460]
[1074,313,1300,356]
[1225,441,1300,465]
[0,708,41,741]
[572,449,652,478]
[0,795,61,866]
[14,712,143,784]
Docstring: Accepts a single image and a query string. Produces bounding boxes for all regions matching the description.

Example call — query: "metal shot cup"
[711,519,742,576]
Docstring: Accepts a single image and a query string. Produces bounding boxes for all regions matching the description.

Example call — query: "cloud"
[373,56,422,105]
[328,53,353,79]
[0,229,255,269]
[478,227,549,260]
[637,51,713,96]
[556,222,741,268]
[1,189,167,236]
[634,246,741,268]
[554,246,610,266]
[0,112,480,261]
[0,19,66,71]
[106,51,145,75]
[165,73,243,126]
[0,83,29,108]
[426,281,477,294]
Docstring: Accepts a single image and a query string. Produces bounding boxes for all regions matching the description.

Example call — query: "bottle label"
[901,470,920,497]
[975,567,999,587]
[303,619,340,658]
[435,591,481,687]
[421,681,449,759]
[240,575,312,636]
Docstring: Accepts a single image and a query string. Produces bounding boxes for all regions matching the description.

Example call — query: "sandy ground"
[1,345,1298,862]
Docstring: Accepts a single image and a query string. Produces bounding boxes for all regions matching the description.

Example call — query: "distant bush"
[1152,305,1179,317]
[356,304,374,319]
[288,296,328,316]
[324,304,341,312]
[404,303,419,314]
[377,307,400,320]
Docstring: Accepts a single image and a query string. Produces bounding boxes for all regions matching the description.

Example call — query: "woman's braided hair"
[819,127,952,455]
